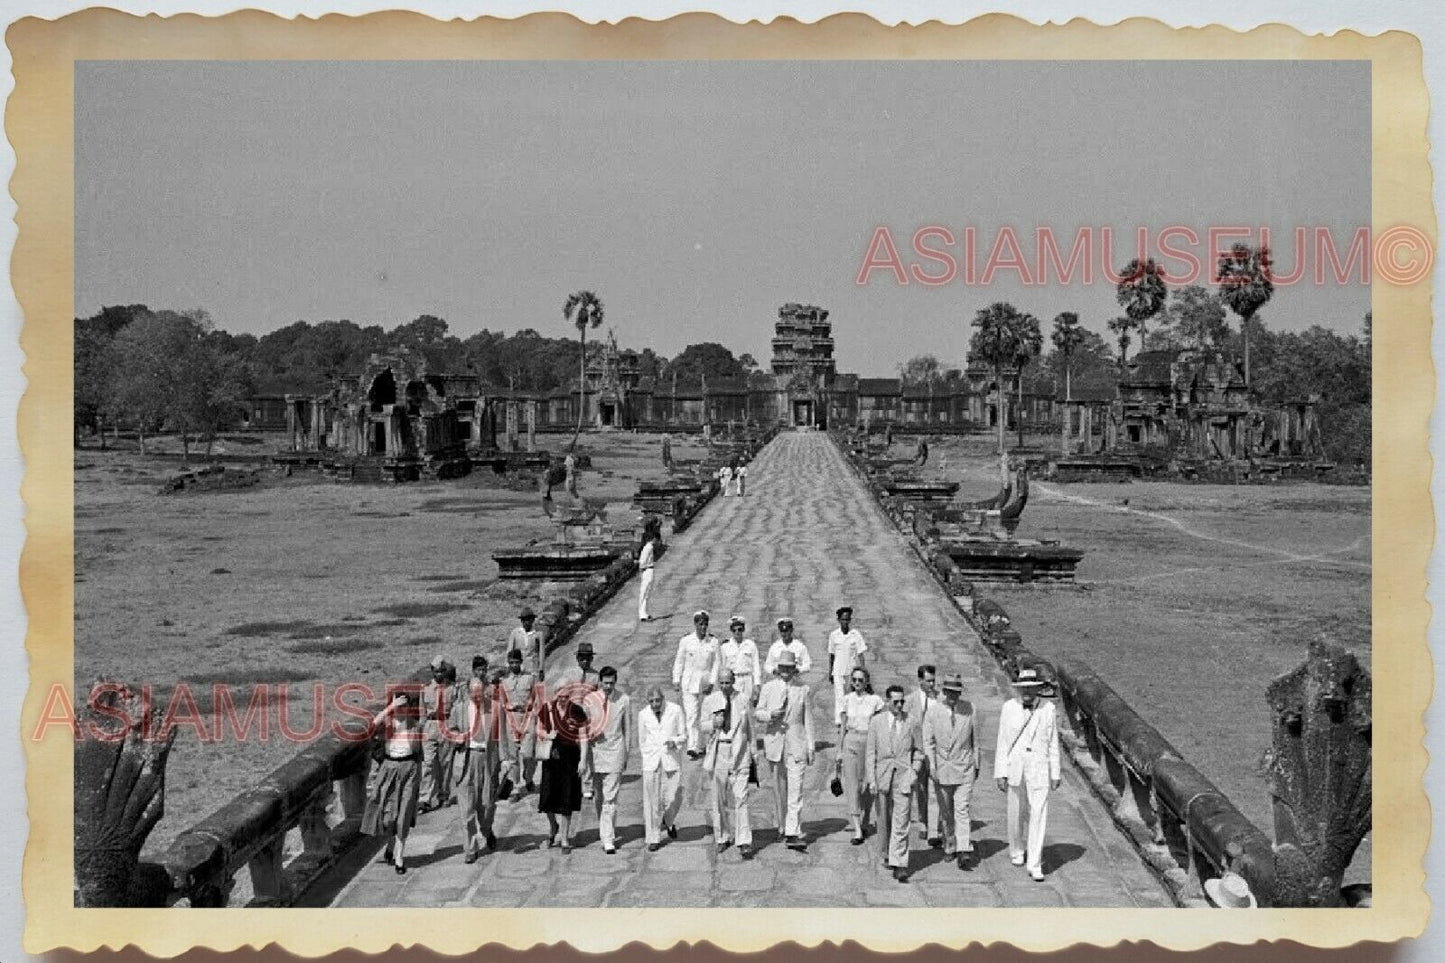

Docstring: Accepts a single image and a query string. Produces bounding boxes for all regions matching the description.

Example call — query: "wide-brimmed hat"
[836,606,853,618]
[577,641,595,656]
[940,672,965,692]
[1013,668,1047,688]
[702,691,728,715]
[728,615,746,628]
[776,617,794,629]
[518,606,536,620]
[1203,872,1258,909]
[776,650,798,669]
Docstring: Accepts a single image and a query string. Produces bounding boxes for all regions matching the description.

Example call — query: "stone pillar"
[526,401,537,450]
[284,396,299,452]
[506,401,519,451]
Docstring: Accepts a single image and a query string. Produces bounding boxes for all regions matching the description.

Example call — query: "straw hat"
[1204,872,1258,909]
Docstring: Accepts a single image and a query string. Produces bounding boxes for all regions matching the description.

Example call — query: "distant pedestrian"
[764,617,812,677]
[753,649,814,850]
[905,664,942,847]
[718,463,734,496]
[826,606,868,725]
[585,666,631,854]
[836,667,884,845]
[673,611,720,757]
[637,526,659,622]
[915,437,929,466]
[867,684,922,883]
[735,461,748,496]
[537,693,587,853]
[638,686,685,851]
[499,648,539,794]
[727,457,742,495]
[994,667,1061,881]
[509,607,543,681]
[458,655,501,863]
[362,688,423,875]
[703,670,754,856]
[719,615,762,705]
[922,673,982,868]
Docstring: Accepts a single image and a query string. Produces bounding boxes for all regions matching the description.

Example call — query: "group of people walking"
[361,605,1063,885]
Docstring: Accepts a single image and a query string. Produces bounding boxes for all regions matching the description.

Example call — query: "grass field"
[919,434,1371,882]
[74,431,706,857]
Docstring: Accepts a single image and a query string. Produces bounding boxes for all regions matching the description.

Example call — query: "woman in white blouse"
[835,667,886,845]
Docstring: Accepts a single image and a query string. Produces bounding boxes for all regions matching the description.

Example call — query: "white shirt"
[638,541,656,570]
[826,628,869,681]
[673,632,720,693]
[764,637,812,675]
[719,637,762,690]
[840,691,885,733]
[993,697,1061,786]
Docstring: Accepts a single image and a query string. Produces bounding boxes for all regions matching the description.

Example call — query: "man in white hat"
[752,649,814,850]
[763,617,812,677]
[922,672,983,868]
[993,666,1061,881]
[718,616,762,705]
[826,605,868,725]
[672,611,720,758]
[1204,872,1258,908]
[702,670,754,856]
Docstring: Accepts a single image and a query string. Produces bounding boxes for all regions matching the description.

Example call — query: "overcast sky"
[76,60,1369,372]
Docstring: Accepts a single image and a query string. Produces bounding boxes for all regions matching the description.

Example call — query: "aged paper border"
[13,9,1432,955]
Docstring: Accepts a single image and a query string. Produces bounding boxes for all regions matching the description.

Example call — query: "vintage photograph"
[64,54,1379,917]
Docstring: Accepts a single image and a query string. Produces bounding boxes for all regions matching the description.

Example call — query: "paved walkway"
[318,432,1171,908]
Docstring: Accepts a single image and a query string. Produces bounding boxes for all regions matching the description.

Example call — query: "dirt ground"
[73,430,709,857]
[909,434,1371,883]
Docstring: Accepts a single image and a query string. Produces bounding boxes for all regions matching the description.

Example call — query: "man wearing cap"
[718,616,762,705]
[638,685,685,851]
[993,667,1062,881]
[904,664,942,846]
[826,606,868,725]
[922,672,983,868]
[420,657,458,813]
[498,648,540,795]
[753,649,815,850]
[585,666,631,854]
[457,655,501,862]
[763,618,812,677]
[672,611,720,758]
[702,669,754,856]
[866,684,923,882]
[509,608,544,681]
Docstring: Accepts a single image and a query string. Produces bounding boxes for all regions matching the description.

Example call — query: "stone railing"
[830,429,1371,909]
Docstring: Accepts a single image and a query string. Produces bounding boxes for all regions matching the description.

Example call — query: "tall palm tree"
[563,290,604,452]
[1215,244,1274,388]
[1050,311,1085,402]
[1116,257,1167,350]
[969,301,1029,483]
[1013,314,1043,449]
[1107,315,1134,366]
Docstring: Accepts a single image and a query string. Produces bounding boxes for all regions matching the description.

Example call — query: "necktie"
[722,700,732,733]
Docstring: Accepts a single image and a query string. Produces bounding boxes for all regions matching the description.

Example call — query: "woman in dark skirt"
[537,695,587,852]
[361,689,423,874]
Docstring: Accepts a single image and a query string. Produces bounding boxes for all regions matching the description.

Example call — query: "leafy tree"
[1049,312,1085,402]
[1115,257,1167,346]
[968,301,1033,474]
[1216,243,1274,387]
[1012,314,1044,447]
[737,353,759,373]
[563,291,604,451]
[664,342,748,383]
[1107,316,1135,366]
[1147,284,1230,351]
[898,354,943,386]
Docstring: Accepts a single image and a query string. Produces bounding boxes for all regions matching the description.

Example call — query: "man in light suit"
[638,685,685,851]
[585,666,631,854]
[993,667,1062,881]
[763,617,812,677]
[904,664,942,847]
[673,610,720,758]
[702,669,754,857]
[752,649,814,850]
[867,684,922,882]
[922,672,983,869]
[457,655,501,863]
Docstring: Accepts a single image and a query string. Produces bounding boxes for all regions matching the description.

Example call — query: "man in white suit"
[922,672,983,869]
[638,685,685,851]
[866,684,922,883]
[752,649,814,850]
[673,610,720,758]
[993,667,1062,881]
[702,669,754,857]
[585,666,631,854]
[763,617,812,677]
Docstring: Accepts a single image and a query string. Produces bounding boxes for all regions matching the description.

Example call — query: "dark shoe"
[380,844,394,865]
[928,836,943,848]
[666,824,678,840]
[496,777,514,801]
[604,845,617,855]
[545,835,557,849]
[525,779,536,793]
[739,845,754,860]
[717,840,730,852]
[850,834,865,846]
[395,863,407,875]
[485,832,498,850]
[647,842,660,852]
[892,867,909,883]
[561,842,572,854]
[786,836,807,851]
[463,852,479,864]
[957,852,972,871]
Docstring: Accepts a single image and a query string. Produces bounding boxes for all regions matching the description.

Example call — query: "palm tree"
[1116,257,1167,349]
[1216,244,1274,388]
[1050,312,1085,402]
[562,290,604,451]
[969,301,1030,483]
[1107,315,1134,366]
[1013,314,1043,449]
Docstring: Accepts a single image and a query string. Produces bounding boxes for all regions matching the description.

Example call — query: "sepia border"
[12,9,1432,955]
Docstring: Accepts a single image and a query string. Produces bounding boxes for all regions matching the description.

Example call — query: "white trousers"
[1006,778,1051,872]
[637,568,655,620]
[592,770,622,849]
[767,756,806,837]
[641,766,681,844]
[710,758,752,846]
[936,773,977,854]
[875,781,913,869]
[680,690,704,752]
